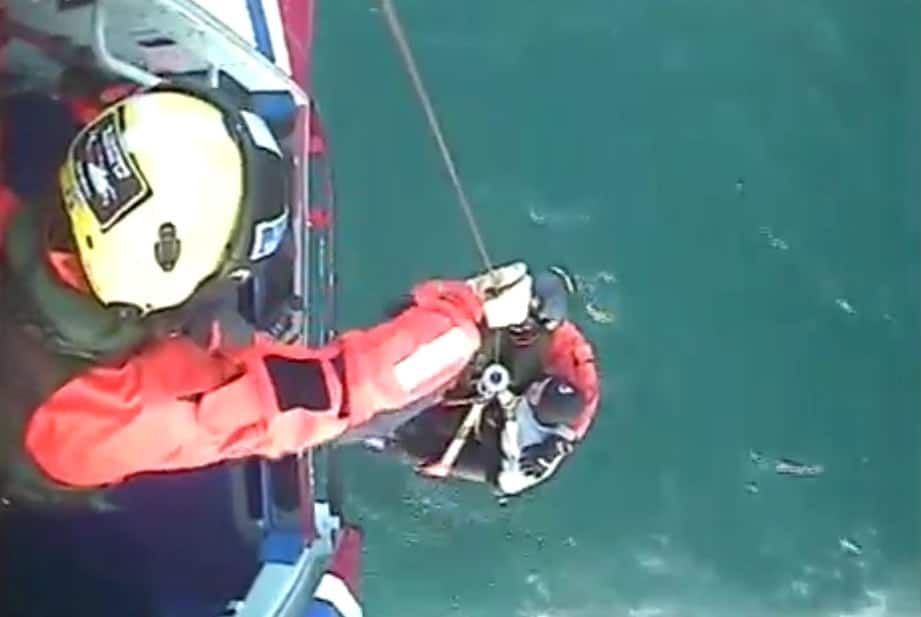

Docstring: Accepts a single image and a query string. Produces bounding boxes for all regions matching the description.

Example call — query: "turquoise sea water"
[316,1,920,615]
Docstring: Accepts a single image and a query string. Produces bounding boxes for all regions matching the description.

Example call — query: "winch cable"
[378,0,496,276]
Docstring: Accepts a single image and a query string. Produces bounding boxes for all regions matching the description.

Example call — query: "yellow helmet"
[59,86,289,314]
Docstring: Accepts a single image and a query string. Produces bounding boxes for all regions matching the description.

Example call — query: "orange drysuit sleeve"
[25,280,485,487]
[544,322,600,440]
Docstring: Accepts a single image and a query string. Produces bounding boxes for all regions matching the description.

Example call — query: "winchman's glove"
[519,435,573,478]
[465,261,533,329]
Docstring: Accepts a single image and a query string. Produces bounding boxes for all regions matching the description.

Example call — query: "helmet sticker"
[250,208,289,261]
[154,222,182,272]
[70,108,151,231]
[240,110,282,156]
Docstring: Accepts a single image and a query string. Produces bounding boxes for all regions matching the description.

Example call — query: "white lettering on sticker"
[86,163,116,206]
[101,123,131,180]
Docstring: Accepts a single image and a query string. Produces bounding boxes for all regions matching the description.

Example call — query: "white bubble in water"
[528,208,547,226]
[791,579,811,597]
[758,226,790,251]
[770,237,789,250]
[835,298,857,315]
[525,572,551,601]
[839,537,863,556]
[576,271,617,325]
[597,271,617,284]
[629,607,666,617]
[637,552,669,574]
[586,302,615,324]
[526,205,591,229]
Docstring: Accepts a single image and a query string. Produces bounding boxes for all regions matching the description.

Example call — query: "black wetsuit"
[389,323,553,485]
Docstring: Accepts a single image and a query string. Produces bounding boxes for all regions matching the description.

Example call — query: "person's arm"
[25,262,532,489]
[495,396,574,496]
[25,280,486,488]
[497,436,574,496]
[544,322,599,440]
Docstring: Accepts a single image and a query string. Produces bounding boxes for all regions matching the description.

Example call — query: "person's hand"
[519,435,573,478]
[466,262,533,328]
